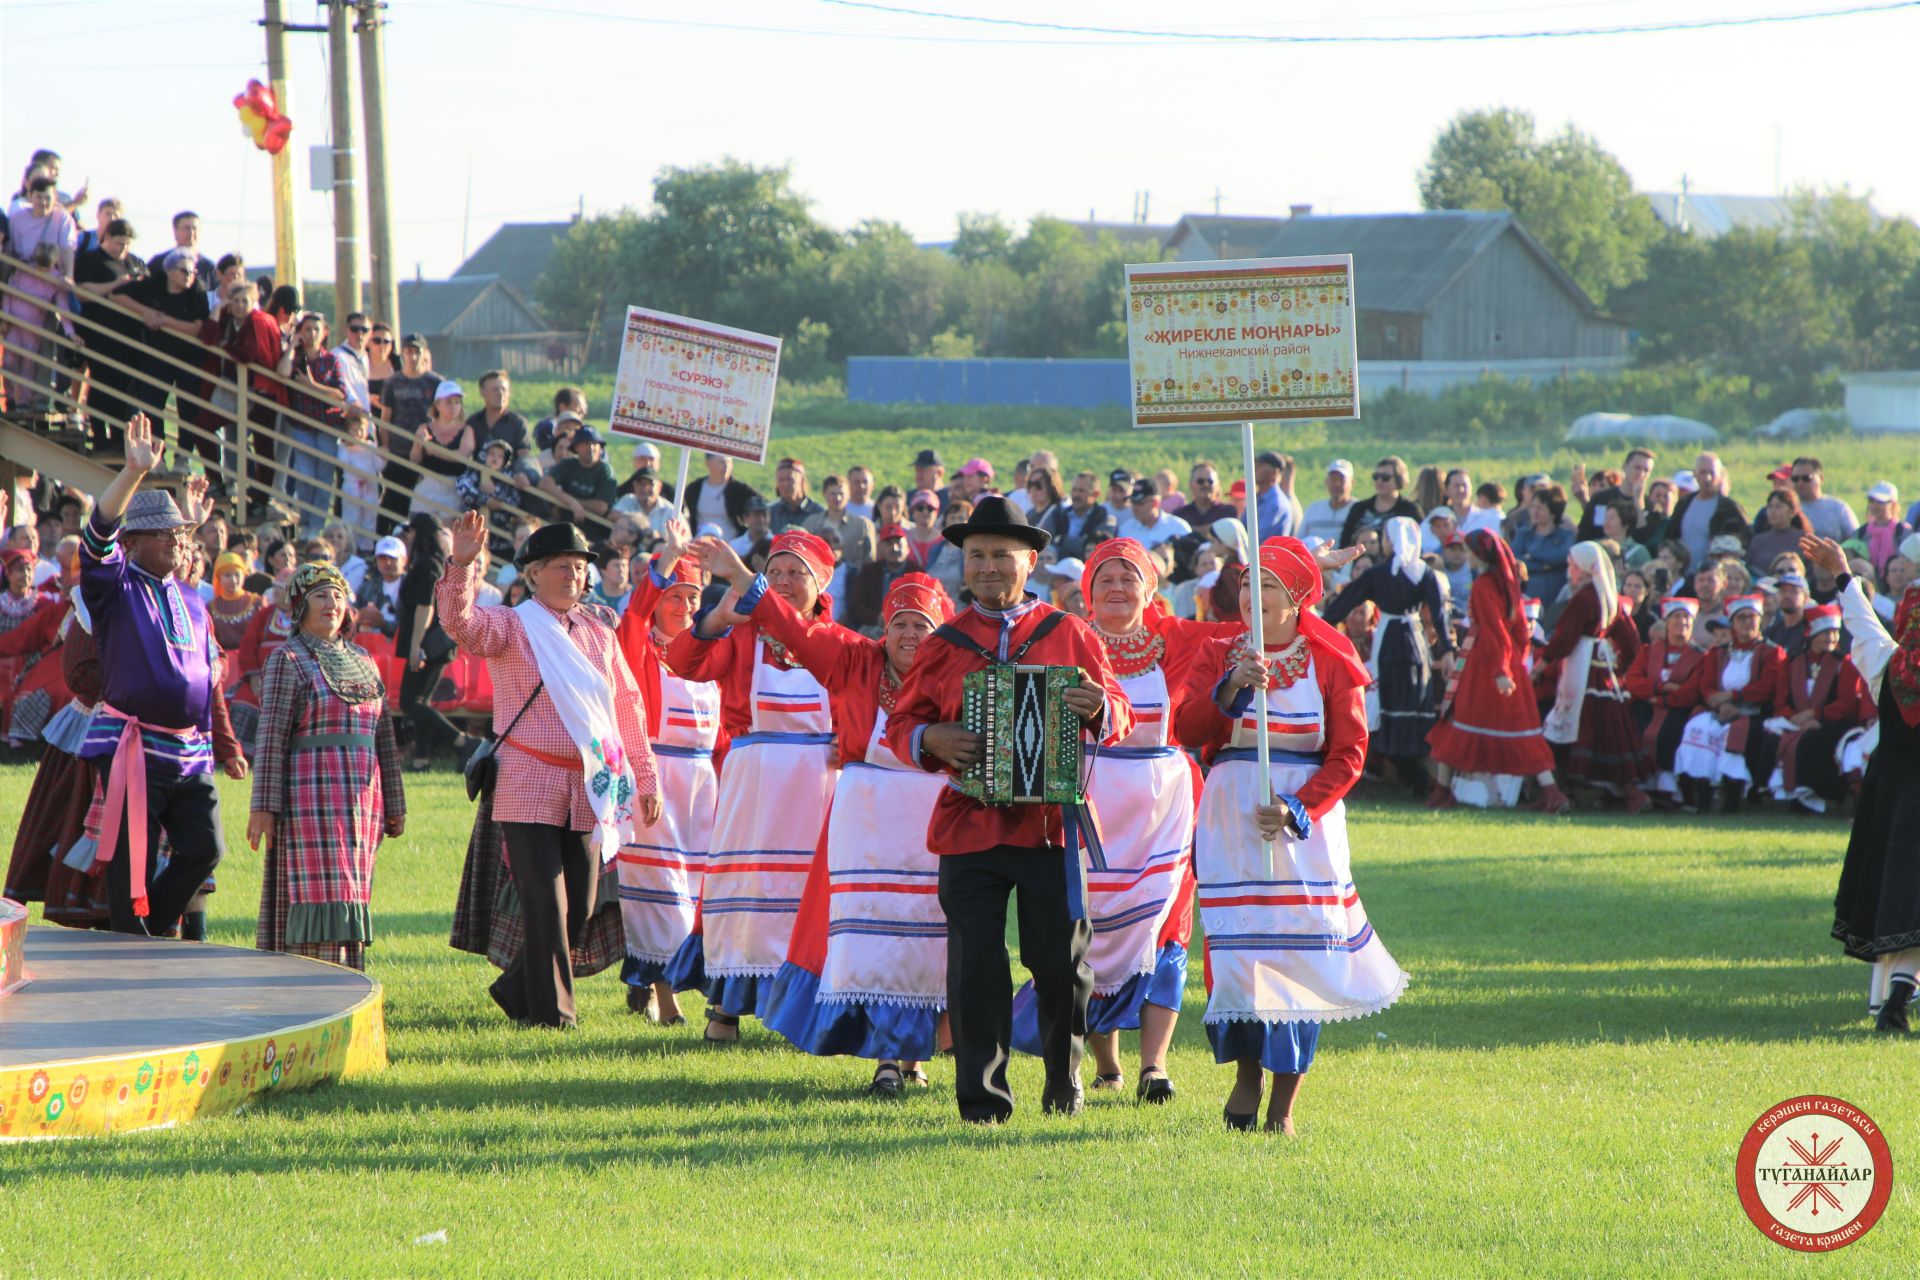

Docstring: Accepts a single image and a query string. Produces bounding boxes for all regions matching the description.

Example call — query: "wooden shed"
[396,275,584,377]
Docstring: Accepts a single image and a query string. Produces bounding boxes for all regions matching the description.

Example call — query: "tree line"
[534,116,1920,413]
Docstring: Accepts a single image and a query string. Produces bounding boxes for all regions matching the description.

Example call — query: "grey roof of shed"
[1165,214,1292,261]
[1643,192,1881,239]
[1255,210,1604,316]
[397,275,547,337]
[453,221,573,294]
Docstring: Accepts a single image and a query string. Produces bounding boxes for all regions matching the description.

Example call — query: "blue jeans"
[285,420,337,535]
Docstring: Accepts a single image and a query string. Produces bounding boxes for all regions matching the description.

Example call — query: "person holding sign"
[1173,536,1407,1135]
[883,497,1132,1123]
[663,529,848,1041]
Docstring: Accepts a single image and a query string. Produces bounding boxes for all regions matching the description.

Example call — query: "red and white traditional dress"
[4,599,102,921]
[1426,531,1554,805]
[0,588,75,746]
[228,600,294,747]
[612,555,724,990]
[250,628,405,970]
[1621,598,1708,797]
[1173,538,1407,1074]
[1675,596,1786,787]
[1761,605,1874,811]
[1010,541,1236,1053]
[1541,545,1650,794]
[663,531,846,1018]
[758,574,953,1061]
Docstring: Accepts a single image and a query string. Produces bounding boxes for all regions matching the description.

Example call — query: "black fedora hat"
[515,521,594,567]
[940,494,1050,551]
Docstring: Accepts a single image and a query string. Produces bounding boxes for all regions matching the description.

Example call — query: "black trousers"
[937,844,1093,1122]
[92,761,225,937]
[398,659,462,757]
[492,822,595,1027]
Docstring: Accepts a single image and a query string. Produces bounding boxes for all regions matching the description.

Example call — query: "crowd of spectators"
[1,148,1911,802]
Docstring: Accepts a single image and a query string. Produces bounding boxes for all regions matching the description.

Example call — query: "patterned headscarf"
[768,529,834,586]
[1080,537,1158,606]
[882,571,950,626]
[288,561,384,706]
[1889,583,1920,728]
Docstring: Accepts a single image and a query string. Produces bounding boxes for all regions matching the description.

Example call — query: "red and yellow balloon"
[233,79,294,156]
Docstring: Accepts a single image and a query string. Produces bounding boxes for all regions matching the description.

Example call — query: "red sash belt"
[97,703,199,918]
[502,736,582,771]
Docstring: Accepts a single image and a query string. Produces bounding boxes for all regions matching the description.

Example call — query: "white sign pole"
[673,446,692,520]
[1240,421,1275,876]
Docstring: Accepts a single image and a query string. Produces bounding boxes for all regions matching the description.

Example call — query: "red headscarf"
[1080,537,1158,604]
[1464,529,1521,616]
[1254,537,1370,685]
[652,553,703,591]
[768,529,834,587]
[882,571,950,626]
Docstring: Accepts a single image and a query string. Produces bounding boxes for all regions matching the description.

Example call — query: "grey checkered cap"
[122,490,190,532]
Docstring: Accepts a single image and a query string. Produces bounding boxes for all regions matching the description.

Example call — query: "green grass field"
[1,764,1911,1277]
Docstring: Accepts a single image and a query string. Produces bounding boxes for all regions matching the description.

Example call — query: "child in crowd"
[338,407,384,543]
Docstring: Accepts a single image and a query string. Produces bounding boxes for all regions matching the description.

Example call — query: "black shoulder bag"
[464,679,544,803]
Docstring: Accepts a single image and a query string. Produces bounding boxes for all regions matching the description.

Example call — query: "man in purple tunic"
[80,413,244,934]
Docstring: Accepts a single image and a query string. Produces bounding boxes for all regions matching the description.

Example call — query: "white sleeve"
[1838,575,1896,695]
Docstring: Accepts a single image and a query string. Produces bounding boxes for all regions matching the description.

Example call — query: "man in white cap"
[355,534,409,634]
[1299,459,1355,548]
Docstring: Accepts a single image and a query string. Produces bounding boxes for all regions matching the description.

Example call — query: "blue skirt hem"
[1205,1018,1320,1074]
[762,961,942,1061]
[1011,941,1188,1056]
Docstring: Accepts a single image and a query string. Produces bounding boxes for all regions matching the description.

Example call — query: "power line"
[815,0,1920,43]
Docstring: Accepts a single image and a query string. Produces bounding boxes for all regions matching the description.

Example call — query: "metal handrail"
[0,248,533,535]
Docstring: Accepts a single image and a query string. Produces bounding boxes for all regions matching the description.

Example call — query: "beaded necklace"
[878,664,903,713]
[1092,619,1165,677]
[1228,631,1312,689]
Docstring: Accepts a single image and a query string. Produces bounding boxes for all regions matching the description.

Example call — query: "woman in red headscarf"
[1005,537,1239,1103]
[1804,534,1920,1033]
[1173,537,1409,1135]
[1425,530,1568,813]
[663,528,851,1040]
[612,516,723,1026]
[697,538,954,1097]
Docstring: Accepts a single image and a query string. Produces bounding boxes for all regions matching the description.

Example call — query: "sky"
[3,0,1916,283]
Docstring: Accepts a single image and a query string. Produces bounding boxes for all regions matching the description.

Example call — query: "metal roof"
[1643,192,1881,239]
[1255,210,1599,314]
[397,275,546,337]
[453,221,574,294]
[1165,214,1292,261]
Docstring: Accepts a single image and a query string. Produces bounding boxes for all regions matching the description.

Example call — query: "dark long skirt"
[1832,684,1920,962]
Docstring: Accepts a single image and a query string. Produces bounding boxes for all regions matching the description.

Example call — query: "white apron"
[1675,648,1755,783]
[1083,665,1194,996]
[1194,657,1408,1025]
[817,708,949,1007]
[700,642,838,982]
[617,666,721,969]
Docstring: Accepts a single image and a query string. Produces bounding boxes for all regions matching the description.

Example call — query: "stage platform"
[0,925,385,1139]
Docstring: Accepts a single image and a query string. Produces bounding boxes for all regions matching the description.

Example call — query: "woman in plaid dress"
[246,563,406,970]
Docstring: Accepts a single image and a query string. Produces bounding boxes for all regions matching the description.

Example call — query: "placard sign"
[608,306,781,463]
[1124,255,1359,427]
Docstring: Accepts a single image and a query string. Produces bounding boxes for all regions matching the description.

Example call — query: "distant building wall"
[847,356,1629,408]
[1840,372,1920,432]
[1422,235,1629,361]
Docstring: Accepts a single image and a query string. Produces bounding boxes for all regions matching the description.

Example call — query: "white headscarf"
[1384,515,1426,583]
[1569,540,1618,625]
[1210,517,1249,564]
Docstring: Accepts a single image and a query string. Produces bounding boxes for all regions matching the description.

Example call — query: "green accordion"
[958,664,1086,806]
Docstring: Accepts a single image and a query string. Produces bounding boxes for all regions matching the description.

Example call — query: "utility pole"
[356,0,398,329]
[1212,186,1222,215]
[262,0,301,292]
[327,0,362,327]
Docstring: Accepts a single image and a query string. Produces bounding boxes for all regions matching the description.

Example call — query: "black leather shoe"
[1137,1072,1175,1105]
[1876,981,1914,1035]
[1041,1085,1084,1116]
[1223,1106,1257,1131]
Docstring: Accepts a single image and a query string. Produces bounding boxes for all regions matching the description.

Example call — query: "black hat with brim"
[940,494,1050,551]
[516,521,594,568]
